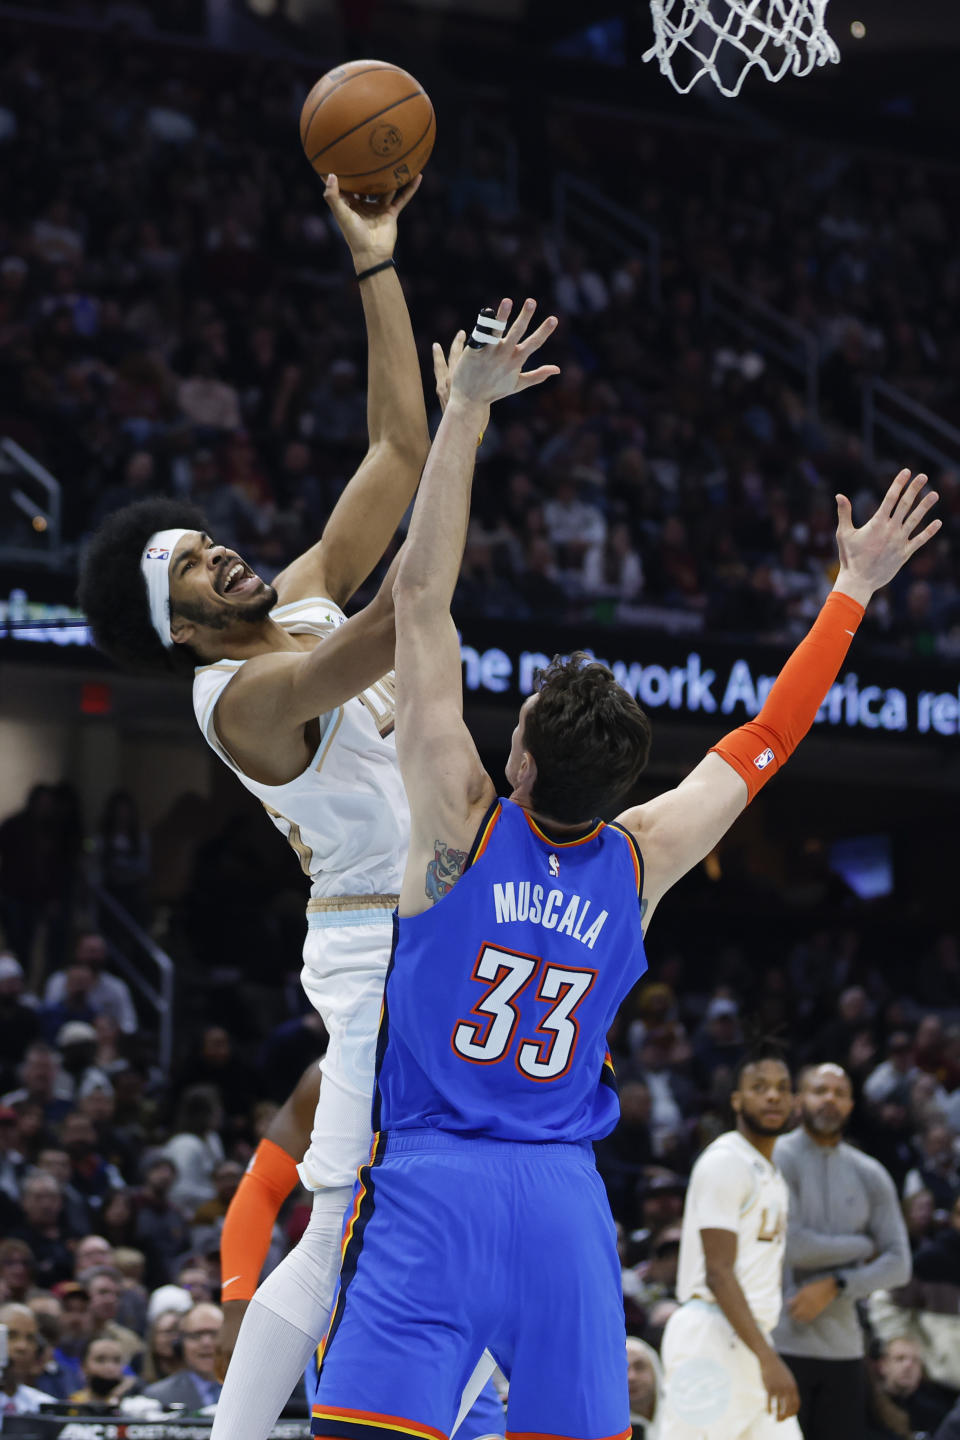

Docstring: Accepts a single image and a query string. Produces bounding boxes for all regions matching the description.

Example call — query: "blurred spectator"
[132,1155,191,1287]
[914,1192,960,1286]
[27,1296,75,1402]
[191,1160,244,1232]
[101,1190,138,1251]
[864,1033,918,1107]
[175,1257,215,1306]
[92,1016,126,1081]
[41,970,99,1048]
[637,1033,695,1162]
[543,473,606,569]
[0,786,73,973]
[807,986,874,1066]
[176,1028,258,1140]
[142,1302,223,1408]
[50,1283,92,1382]
[74,1235,113,1279]
[904,1123,960,1211]
[162,1087,225,1214]
[622,1225,682,1324]
[596,1081,655,1229]
[0,1302,50,1416]
[2,1044,73,1124]
[58,1110,124,1214]
[112,1247,149,1334]
[626,1335,663,1438]
[0,1240,35,1305]
[9,1173,75,1285]
[91,791,152,925]
[69,1333,140,1405]
[875,1334,954,1436]
[691,997,745,1094]
[44,934,137,1037]
[35,1147,91,1236]
[0,955,41,1088]
[56,1024,114,1101]
[553,245,610,316]
[141,1307,185,1388]
[83,1266,143,1364]
[0,1108,26,1217]
[902,1189,938,1257]
[582,521,644,609]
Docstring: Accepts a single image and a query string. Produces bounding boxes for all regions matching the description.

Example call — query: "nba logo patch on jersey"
[753,747,775,771]
[145,546,170,560]
[548,853,560,878]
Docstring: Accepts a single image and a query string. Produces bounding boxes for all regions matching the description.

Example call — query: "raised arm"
[273,177,430,609]
[216,550,403,785]
[621,470,940,928]
[392,298,559,915]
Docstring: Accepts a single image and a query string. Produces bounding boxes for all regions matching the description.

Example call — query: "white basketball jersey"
[676,1129,789,1333]
[192,596,409,901]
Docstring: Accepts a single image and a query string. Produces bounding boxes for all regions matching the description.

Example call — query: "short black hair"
[523,653,652,823]
[733,1039,792,1092]
[78,498,208,675]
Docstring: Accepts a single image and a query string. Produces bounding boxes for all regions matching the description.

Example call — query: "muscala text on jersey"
[492,880,608,950]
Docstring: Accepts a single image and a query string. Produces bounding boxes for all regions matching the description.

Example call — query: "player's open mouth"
[220,561,258,596]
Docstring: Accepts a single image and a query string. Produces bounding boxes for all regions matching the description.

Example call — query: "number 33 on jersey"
[373,798,649,1144]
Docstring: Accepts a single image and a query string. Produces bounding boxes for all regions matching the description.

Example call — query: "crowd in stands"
[2,25,960,656]
[4,13,960,1437]
[2,782,960,1433]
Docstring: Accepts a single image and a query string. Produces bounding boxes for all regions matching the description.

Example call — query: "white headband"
[140,528,192,648]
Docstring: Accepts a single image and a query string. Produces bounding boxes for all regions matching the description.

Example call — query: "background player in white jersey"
[80,174,429,1438]
[661,1045,800,1440]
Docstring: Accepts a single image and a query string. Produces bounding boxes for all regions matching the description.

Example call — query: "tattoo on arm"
[640,897,648,921]
[425,840,468,903]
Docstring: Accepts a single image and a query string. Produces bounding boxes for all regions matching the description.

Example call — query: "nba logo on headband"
[145,547,170,561]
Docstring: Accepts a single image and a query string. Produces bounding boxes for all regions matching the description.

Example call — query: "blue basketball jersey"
[373,798,648,1143]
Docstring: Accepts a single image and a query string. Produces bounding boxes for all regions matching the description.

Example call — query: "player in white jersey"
[661,1045,801,1440]
[79,173,430,1439]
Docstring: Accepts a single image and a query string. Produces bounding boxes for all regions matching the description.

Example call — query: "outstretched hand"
[323,172,422,269]
[444,298,560,409]
[835,468,940,603]
[433,329,466,414]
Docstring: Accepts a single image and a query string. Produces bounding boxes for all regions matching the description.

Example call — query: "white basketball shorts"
[661,1302,803,1440]
[296,909,394,1190]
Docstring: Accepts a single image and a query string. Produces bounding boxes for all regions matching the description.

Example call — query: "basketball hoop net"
[643,0,840,98]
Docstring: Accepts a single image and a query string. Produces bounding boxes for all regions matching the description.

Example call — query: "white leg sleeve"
[210,1186,352,1440]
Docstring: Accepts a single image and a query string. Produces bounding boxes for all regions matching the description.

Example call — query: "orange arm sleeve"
[710,590,865,803]
[219,1137,299,1302]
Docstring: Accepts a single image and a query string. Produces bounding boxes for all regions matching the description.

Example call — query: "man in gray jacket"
[144,1302,223,1410]
[773,1063,911,1440]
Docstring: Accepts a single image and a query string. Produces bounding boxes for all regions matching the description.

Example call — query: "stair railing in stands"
[862,376,960,475]
[89,880,175,1074]
[553,170,661,309]
[699,272,820,417]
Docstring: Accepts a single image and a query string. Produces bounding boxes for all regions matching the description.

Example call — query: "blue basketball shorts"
[306,1352,504,1439]
[310,1130,631,1440]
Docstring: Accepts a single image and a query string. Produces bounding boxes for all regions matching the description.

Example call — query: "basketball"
[299,60,436,196]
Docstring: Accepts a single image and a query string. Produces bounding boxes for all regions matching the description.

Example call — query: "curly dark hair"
[522,652,652,823]
[733,1039,792,1092]
[77,499,208,676]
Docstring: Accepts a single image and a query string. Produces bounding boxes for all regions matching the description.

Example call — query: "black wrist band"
[355,258,396,282]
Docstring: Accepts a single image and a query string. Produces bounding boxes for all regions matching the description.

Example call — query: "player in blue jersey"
[311,297,940,1440]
